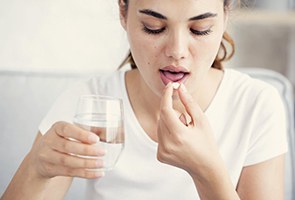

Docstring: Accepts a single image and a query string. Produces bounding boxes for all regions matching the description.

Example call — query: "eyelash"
[190,28,212,36]
[143,26,165,35]
[142,25,212,36]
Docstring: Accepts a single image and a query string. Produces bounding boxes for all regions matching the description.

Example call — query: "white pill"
[172,82,180,89]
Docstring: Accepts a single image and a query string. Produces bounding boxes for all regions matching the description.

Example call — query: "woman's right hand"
[27,121,106,179]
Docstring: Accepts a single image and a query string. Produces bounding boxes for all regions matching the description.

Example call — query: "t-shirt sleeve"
[38,81,93,135]
[244,85,288,166]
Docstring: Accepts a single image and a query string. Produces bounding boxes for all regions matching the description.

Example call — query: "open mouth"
[159,67,190,85]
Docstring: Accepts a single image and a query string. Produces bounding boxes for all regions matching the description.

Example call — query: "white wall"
[225,10,295,89]
[1,1,294,85]
[0,0,129,73]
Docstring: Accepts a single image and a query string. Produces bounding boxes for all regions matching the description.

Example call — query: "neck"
[124,68,224,141]
[126,69,161,124]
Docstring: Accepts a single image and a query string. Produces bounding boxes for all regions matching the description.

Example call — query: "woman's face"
[120,0,228,96]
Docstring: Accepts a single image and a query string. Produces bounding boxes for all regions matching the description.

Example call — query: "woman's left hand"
[157,82,221,175]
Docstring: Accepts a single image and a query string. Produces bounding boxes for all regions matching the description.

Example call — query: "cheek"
[129,34,160,64]
[194,34,223,64]
[128,34,147,63]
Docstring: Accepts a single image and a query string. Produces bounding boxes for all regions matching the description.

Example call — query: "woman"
[1,0,287,199]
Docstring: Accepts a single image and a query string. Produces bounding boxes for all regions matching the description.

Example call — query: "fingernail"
[95,171,105,178]
[100,172,105,177]
[97,148,107,155]
[88,133,99,143]
[95,160,103,167]
[180,83,187,92]
[165,82,172,88]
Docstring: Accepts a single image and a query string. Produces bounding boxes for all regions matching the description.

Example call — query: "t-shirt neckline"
[120,71,158,148]
[119,69,230,147]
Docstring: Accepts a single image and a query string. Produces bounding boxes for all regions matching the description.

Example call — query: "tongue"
[163,71,185,82]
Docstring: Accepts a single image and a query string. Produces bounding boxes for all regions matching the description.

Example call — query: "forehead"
[129,0,224,19]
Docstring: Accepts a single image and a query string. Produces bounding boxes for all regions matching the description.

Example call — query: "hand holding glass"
[73,95,124,171]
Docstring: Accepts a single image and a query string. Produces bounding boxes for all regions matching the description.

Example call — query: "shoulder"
[63,70,125,97]
[222,68,286,119]
[38,70,126,134]
[224,68,281,101]
[224,69,288,165]
[88,70,124,86]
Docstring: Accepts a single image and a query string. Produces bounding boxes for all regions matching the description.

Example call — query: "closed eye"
[142,25,166,35]
[142,25,212,36]
[190,28,212,36]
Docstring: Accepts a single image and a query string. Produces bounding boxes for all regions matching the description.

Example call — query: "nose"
[164,29,189,60]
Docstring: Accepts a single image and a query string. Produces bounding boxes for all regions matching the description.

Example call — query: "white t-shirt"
[39,68,288,200]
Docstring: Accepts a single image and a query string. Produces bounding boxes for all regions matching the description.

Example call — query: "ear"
[119,0,127,30]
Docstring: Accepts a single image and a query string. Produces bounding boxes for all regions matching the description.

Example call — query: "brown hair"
[118,0,235,70]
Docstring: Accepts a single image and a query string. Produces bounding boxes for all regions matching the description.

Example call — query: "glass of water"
[73,95,124,171]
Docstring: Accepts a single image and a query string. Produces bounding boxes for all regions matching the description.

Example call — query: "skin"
[1,0,285,199]
[124,0,226,96]
[122,0,285,199]
[122,0,226,139]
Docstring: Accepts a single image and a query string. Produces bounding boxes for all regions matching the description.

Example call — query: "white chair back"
[238,67,295,200]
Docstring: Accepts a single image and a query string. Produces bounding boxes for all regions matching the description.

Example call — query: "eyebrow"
[139,9,217,21]
[139,9,167,20]
[189,12,217,21]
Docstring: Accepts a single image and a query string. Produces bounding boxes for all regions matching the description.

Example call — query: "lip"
[159,65,190,86]
[160,65,189,73]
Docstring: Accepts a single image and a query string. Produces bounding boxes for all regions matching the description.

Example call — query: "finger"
[160,82,182,123]
[160,82,174,109]
[157,116,169,137]
[47,163,105,179]
[179,113,188,126]
[68,168,105,179]
[178,84,203,124]
[53,122,99,144]
[51,136,106,157]
[48,149,104,169]
[159,83,190,131]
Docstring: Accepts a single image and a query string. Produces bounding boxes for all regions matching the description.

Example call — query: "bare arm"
[1,133,73,200]
[157,83,285,199]
[237,155,285,200]
[188,158,240,200]
[157,83,240,199]
[188,155,285,200]
[1,122,105,200]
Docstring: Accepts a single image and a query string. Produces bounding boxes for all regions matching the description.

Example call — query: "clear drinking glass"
[73,95,124,171]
